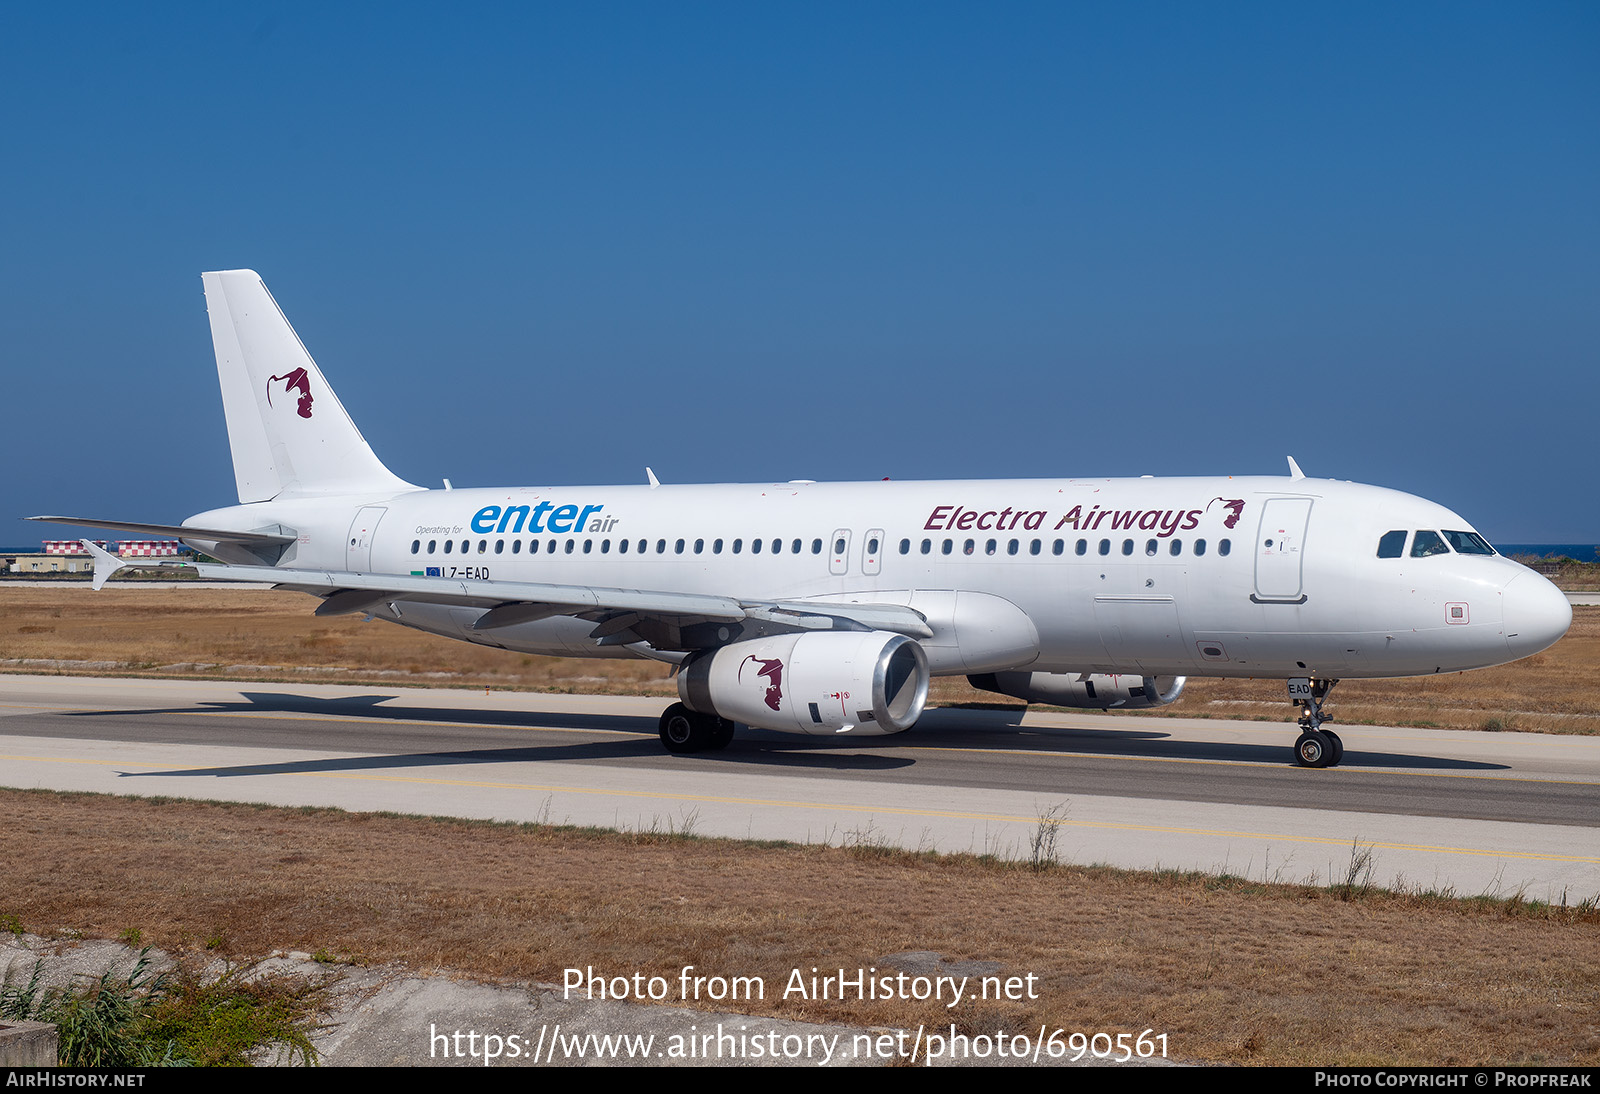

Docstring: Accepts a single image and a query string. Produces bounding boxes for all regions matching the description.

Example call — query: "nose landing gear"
[1288,677,1343,768]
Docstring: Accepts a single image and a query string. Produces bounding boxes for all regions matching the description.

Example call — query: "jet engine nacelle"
[679,631,930,735]
[969,671,1186,710]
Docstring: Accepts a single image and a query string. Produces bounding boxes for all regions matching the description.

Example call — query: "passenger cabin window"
[1122,539,1134,556]
[1075,539,1086,556]
[811,538,823,554]
[1218,539,1231,556]
[1145,539,1158,556]
[427,540,436,554]
[791,539,802,554]
[495,539,504,554]
[921,539,932,554]
[1169,540,1181,556]
[1411,530,1450,558]
[410,540,420,554]
[1377,530,1408,558]
[899,539,911,555]
[444,540,453,554]
[1443,530,1495,556]
[1194,538,1206,556]
[1098,539,1110,556]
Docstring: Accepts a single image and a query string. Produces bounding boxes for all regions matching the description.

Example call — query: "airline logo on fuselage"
[924,498,1246,538]
[470,503,617,535]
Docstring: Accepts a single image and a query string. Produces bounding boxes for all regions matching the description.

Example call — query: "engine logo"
[739,656,784,712]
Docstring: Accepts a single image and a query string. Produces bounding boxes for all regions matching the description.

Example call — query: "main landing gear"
[1288,677,1343,768]
[658,702,736,754]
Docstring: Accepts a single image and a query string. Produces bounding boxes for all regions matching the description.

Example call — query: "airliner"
[33,270,1573,768]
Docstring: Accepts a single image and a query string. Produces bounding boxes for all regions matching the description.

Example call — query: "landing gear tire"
[659,703,735,754]
[659,703,711,754]
[1322,729,1344,766]
[1289,677,1343,768]
[1294,731,1334,769]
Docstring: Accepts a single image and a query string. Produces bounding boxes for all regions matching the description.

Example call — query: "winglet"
[81,539,129,591]
[646,467,661,489]
[1287,456,1306,481]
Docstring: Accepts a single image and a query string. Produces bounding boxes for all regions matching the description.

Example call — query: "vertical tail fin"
[202,270,417,502]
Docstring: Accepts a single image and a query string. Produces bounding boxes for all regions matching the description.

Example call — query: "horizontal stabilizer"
[27,515,295,545]
[80,539,129,591]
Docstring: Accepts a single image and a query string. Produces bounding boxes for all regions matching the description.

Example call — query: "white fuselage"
[189,474,1573,681]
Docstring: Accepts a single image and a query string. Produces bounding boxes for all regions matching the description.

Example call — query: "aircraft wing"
[78,542,932,648]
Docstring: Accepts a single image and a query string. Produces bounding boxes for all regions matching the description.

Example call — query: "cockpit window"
[1442,530,1495,556]
[1410,530,1450,558]
[1377,530,1407,558]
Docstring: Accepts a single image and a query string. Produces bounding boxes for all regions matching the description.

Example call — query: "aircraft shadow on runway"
[67,692,653,734]
[75,690,1510,777]
[743,723,1509,772]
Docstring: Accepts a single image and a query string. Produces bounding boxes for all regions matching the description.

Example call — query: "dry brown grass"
[3,790,1595,1066]
[1142,604,1600,735]
[1513,556,1600,593]
[2,586,1594,735]
[0,585,678,695]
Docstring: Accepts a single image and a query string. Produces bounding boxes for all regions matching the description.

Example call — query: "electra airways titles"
[35,271,1573,767]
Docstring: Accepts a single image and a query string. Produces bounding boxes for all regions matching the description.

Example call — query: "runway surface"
[2,674,1596,899]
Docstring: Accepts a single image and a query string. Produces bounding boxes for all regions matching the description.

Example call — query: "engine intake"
[680,631,930,735]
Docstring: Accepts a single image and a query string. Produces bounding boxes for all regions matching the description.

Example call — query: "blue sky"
[3,3,1596,543]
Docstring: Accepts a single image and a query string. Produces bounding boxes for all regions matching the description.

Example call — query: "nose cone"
[1503,572,1572,660]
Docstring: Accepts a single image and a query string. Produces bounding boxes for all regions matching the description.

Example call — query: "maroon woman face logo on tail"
[739,655,784,712]
[267,368,314,419]
[1207,497,1246,529]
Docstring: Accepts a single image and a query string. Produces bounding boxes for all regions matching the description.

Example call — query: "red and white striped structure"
[114,541,189,558]
[42,541,106,555]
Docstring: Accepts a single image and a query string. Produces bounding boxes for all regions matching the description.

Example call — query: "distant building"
[6,540,195,574]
